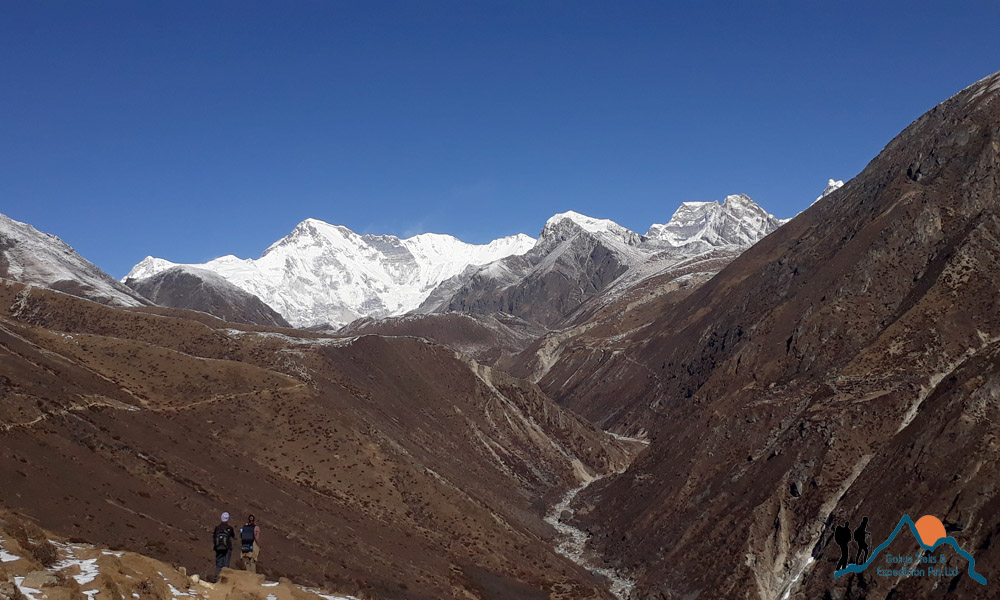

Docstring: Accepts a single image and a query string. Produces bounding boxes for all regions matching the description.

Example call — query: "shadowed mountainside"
[124,266,290,328]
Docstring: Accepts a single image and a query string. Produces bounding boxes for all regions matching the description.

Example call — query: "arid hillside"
[0,281,635,600]
[508,247,740,427]
[339,312,546,367]
[0,509,359,600]
[554,71,1000,598]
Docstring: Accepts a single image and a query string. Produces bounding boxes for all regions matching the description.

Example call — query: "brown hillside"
[555,71,1000,598]
[0,281,633,600]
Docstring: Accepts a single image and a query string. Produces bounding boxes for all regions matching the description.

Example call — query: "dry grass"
[95,574,123,600]
[1,515,58,568]
[132,577,169,600]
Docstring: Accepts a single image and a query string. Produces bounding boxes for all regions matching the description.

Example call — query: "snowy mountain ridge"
[0,213,148,307]
[543,211,641,241]
[126,219,536,327]
[416,192,796,326]
[125,185,832,328]
[645,193,786,249]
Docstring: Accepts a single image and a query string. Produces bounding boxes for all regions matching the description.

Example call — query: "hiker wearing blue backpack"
[240,514,261,573]
[212,512,236,581]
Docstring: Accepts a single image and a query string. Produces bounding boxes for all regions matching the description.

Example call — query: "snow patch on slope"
[544,211,631,237]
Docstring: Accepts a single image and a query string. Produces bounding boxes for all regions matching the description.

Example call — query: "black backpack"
[213,526,231,552]
[241,524,255,552]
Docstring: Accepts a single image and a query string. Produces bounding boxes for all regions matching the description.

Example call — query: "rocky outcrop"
[0,517,358,600]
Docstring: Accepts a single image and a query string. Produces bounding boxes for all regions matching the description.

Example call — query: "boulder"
[21,571,59,589]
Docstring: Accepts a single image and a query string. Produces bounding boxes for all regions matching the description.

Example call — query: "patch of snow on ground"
[14,577,43,600]
[53,554,100,585]
[0,540,21,562]
[168,583,190,597]
[301,588,359,600]
[261,582,279,587]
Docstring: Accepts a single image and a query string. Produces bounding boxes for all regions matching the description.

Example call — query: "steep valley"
[4,64,1000,600]
[0,281,637,599]
[549,70,1000,599]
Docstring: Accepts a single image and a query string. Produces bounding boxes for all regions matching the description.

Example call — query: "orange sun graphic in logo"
[915,515,947,546]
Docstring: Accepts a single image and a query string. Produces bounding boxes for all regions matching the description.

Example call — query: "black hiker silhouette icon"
[854,516,870,565]
[835,521,852,570]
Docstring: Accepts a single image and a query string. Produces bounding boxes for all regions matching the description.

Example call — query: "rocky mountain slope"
[0,512,359,600]
[420,197,785,327]
[507,247,740,424]
[0,214,148,308]
[644,193,786,250]
[126,220,535,328]
[124,266,290,328]
[549,70,1000,599]
[339,312,546,366]
[418,211,649,327]
[125,196,785,331]
[0,280,635,599]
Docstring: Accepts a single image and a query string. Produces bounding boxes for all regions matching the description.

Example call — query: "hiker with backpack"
[240,514,261,574]
[212,512,236,581]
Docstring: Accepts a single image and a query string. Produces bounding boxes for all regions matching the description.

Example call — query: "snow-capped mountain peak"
[125,218,535,328]
[123,194,793,329]
[645,193,782,249]
[544,211,622,235]
[815,179,845,203]
[721,193,762,210]
[647,202,716,239]
[127,256,179,281]
[541,211,643,247]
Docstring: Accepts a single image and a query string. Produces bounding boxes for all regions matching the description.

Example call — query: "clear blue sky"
[3,1,999,278]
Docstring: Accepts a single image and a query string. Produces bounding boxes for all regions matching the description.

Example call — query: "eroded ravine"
[545,434,648,600]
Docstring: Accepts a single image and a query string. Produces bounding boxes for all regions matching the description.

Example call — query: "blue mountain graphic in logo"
[834,514,987,585]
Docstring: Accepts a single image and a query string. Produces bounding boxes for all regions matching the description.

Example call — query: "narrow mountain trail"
[546,433,649,600]
[0,532,358,600]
